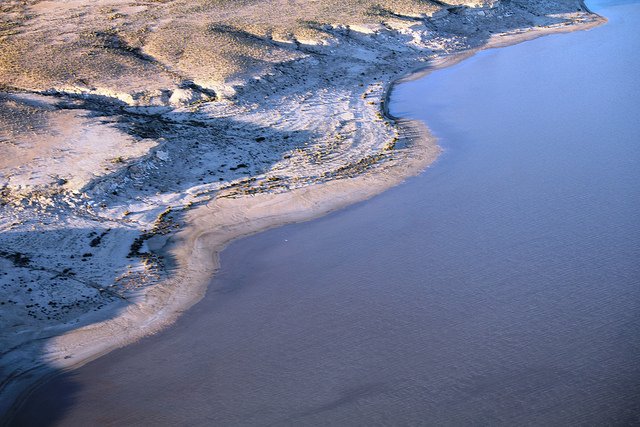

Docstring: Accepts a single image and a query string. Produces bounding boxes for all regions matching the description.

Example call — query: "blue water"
[12,1,640,425]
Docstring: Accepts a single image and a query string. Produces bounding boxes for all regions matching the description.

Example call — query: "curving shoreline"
[2,7,607,421]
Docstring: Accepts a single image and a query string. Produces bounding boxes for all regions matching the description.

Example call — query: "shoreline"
[2,10,606,420]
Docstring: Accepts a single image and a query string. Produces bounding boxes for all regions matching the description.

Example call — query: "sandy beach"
[0,0,604,417]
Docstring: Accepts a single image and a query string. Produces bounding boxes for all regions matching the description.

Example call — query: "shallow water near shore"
[12,1,640,425]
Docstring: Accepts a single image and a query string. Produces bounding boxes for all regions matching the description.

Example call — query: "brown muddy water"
[11,1,640,425]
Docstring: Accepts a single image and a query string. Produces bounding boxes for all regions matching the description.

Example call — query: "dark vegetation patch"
[89,229,111,247]
[127,208,179,258]
[0,250,31,267]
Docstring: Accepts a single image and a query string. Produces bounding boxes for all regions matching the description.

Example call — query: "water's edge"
[3,10,607,423]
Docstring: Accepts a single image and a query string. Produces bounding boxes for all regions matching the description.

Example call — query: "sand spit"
[0,0,604,417]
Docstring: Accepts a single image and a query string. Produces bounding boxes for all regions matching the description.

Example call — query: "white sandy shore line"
[5,14,606,417]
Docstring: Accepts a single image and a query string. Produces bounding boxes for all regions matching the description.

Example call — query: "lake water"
[12,1,640,425]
